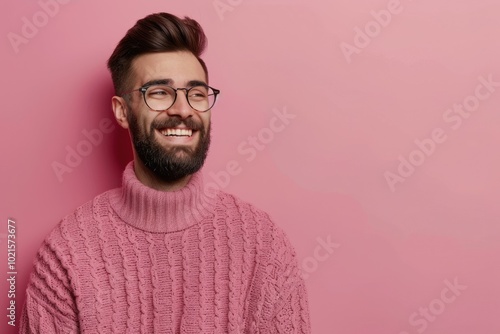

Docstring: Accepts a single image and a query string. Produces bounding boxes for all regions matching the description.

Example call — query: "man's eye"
[189,89,208,98]
[148,89,172,98]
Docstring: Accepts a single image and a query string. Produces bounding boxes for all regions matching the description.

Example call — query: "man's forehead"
[131,51,206,86]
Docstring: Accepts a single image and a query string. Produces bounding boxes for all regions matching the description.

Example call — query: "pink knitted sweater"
[20,163,311,333]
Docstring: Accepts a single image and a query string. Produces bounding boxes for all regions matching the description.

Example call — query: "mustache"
[151,117,203,131]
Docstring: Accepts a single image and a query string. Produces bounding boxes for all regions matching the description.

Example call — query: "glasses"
[122,84,220,112]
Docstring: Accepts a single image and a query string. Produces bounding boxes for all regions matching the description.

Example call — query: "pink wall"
[2,0,500,332]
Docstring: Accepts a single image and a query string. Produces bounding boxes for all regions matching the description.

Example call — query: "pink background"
[1,0,500,333]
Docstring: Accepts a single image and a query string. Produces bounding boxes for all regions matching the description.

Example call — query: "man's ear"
[112,96,130,129]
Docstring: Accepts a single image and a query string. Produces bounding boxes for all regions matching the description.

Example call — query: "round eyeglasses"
[122,84,220,112]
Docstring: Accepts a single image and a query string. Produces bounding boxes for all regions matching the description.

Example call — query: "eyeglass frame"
[121,82,221,113]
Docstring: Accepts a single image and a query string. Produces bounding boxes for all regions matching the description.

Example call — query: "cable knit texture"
[20,162,311,333]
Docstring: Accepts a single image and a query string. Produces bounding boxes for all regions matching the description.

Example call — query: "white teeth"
[161,128,193,137]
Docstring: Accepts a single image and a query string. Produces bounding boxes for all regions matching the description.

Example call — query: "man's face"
[125,51,211,182]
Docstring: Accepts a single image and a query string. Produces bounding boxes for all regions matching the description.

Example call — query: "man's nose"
[165,89,194,118]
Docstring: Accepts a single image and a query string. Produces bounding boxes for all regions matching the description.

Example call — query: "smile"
[160,128,193,137]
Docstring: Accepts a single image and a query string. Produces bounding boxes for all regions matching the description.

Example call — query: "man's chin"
[139,147,205,180]
[162,145,197,160]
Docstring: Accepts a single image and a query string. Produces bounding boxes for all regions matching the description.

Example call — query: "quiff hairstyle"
[107,12,208,96]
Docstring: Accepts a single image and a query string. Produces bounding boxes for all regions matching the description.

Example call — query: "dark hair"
[107,12,208,95]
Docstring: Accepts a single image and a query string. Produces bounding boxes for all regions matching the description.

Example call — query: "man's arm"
[20,239,79,334]
[258,225,312,333]
[270,278,311,333]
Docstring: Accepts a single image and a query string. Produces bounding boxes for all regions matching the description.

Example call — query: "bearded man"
[20,12,311,333]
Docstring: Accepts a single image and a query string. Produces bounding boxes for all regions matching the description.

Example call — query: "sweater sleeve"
[259,226,312,334]
[270,278,311,333]
[19,238,79,334]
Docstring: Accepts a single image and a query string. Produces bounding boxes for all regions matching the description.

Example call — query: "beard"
[127,111,210,183]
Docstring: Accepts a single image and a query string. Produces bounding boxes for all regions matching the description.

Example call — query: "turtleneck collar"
[108,161,217,233]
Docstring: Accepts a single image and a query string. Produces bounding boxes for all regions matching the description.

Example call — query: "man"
[20,12,311,333]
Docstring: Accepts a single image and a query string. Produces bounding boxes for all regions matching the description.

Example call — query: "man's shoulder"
[65,187,116,220]
[215,192,301,284]
[47,188,117,242]
[214,190,291,242]
[216,190,273,222]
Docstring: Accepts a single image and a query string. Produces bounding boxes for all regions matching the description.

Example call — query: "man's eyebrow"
[142,79,173,87]
[186,80,208,88]
[142,79,208,88]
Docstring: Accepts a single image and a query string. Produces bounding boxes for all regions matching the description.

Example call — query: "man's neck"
[133,159,192,192]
